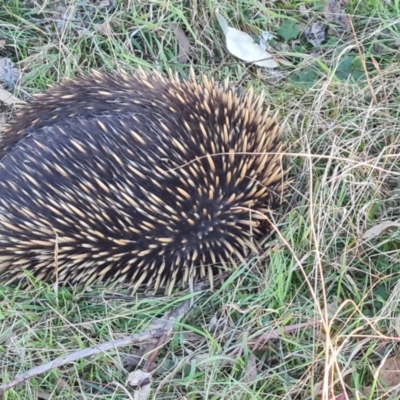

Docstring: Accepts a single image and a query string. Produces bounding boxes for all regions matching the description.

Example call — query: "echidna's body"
[0,69,285,294]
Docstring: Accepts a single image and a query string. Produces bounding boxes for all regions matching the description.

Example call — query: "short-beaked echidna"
[0,69,285,294]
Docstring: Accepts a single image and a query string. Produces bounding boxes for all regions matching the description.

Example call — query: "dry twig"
[0,283,207,394]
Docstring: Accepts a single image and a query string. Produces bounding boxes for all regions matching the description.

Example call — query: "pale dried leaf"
[216,12,278,68]
[0,57,20,88]
[324,0,351,31]
[95,22,113,37]
[362,221,400,240]
[126,370,151,400]
[0,87,25,105]
[242,352,258,384]
[378,354,400,387]
[171,23,190,64]
[216,11,229,35]
[225,28,278,68]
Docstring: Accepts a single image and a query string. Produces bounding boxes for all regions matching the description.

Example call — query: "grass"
[1,0,400,398]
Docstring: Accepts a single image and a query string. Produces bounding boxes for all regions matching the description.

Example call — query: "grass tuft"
[1,0,400,398]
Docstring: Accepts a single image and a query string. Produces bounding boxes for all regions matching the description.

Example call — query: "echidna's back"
[0,70,285,294]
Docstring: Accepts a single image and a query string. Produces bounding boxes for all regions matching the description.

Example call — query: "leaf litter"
[324,0,351,32]
[216,11,278,68]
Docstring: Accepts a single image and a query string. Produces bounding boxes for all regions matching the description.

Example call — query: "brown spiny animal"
[0,69,285,294]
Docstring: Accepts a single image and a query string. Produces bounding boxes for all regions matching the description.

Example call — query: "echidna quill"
[0,69,286,294]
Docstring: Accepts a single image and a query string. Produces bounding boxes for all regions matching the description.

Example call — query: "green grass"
[1,0,400,398]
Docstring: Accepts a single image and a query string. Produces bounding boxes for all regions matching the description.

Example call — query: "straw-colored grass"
[1,1,400,398]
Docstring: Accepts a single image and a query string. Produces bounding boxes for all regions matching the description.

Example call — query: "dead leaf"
[171,23,190,64]
[242,352,258,384]
[0,57,20,89]
[126,370,151,400]
[362,221,400,240]
[378,354,400,387]
[304,23,326,47]
[0,87,25,105]
[324,0,351,32]
[95,22,113,37]
[216,11,278,68]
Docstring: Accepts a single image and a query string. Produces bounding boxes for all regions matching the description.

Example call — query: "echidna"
[0,69,285,294]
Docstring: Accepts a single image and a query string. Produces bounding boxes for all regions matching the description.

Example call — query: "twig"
[0,283,207,394]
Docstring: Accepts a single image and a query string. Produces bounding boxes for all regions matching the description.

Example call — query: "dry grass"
[1,0,400,399]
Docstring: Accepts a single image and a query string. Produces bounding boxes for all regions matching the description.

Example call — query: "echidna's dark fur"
[0,69,285,294]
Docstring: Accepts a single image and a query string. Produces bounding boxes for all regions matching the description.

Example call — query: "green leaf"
[290,69,319,88]
[336,55,365,81]
[277,19,301,41]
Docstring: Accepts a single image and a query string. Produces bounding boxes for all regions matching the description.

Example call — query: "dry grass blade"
[0,285,205,394]
[1,1,400,399]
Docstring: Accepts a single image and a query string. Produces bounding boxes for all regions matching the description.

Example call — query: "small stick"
[0,283,206,394]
